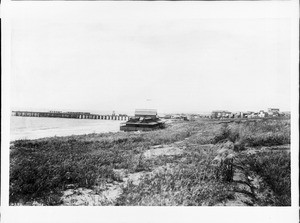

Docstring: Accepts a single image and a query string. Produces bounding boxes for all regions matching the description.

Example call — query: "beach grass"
[9,117,290,206]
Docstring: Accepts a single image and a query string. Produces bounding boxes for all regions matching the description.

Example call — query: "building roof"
[125,122,160,126]
[135,109,157,116]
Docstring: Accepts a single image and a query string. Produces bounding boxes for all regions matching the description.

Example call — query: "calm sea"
[10,116,123,141]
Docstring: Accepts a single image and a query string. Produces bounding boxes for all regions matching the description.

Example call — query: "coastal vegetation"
[10,118,291,206]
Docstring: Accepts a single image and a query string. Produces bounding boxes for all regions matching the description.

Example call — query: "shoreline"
[10,116,123,141]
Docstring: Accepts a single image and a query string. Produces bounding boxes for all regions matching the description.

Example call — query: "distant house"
[268,108,280,116]
[242,111,253,118]
[258,110,268,118]
[233,112,245,118]
[120,109,165,132]
[211,110,232,119]
[247,112,259,118]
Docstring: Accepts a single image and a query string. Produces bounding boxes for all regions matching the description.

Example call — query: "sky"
[10,18,291,114]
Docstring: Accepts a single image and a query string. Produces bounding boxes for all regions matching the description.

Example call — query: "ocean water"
[10,116,123,141]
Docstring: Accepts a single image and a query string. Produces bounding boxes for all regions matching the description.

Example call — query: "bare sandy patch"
[143,145,183,159]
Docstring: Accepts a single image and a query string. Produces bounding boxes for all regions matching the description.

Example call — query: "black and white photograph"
[1,1,299,223]
[8,16,293,206]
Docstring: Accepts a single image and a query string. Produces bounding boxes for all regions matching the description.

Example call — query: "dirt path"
[214,144,287,206]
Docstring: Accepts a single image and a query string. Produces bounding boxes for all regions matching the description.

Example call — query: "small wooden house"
[120,109,165,131]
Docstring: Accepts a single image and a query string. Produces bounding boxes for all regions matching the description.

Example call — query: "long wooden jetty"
[11,111,129,121]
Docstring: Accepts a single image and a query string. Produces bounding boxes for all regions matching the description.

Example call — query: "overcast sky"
[11,18,291,114]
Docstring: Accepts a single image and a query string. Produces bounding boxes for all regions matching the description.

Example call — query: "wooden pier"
[11,111,129,121]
